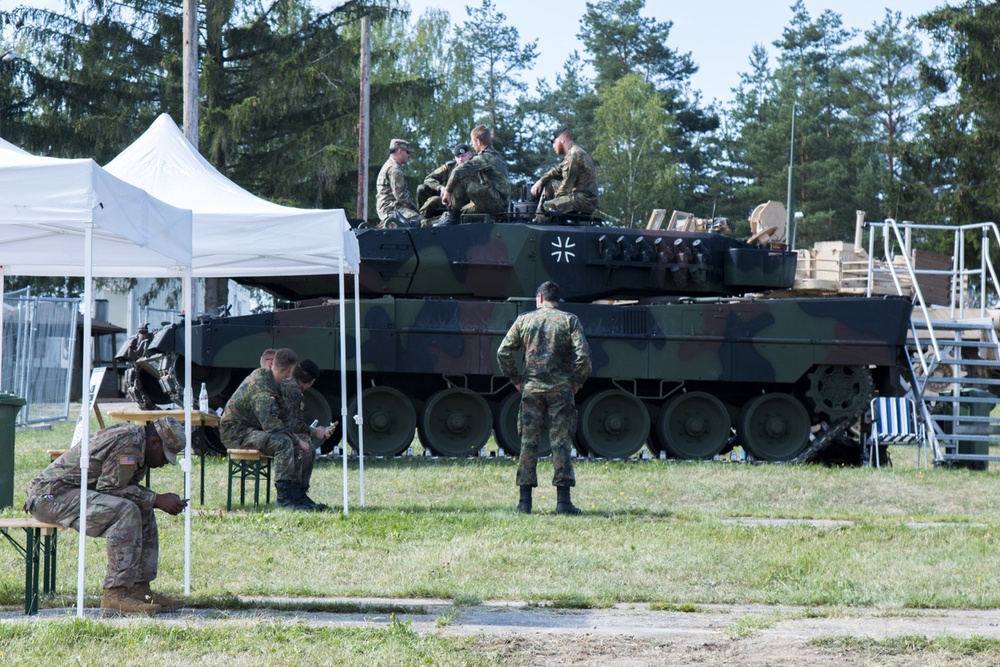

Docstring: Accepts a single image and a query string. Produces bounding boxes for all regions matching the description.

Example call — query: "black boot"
[556,486,582,515]
[517,486,533,514]
[275,481,314,511]
[433,210,459,226]
[300,487,329,511]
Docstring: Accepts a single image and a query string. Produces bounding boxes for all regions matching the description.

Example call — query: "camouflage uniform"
[375,156,419,225]
[278,377,315,490]
[416,160,456,218]
[497,303,592,487]
[538,144,599,215]
[25,423,160,589]
[444,146,510,215]
[220,367,301,484]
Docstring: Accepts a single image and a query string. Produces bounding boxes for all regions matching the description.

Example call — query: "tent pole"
[339,259,349,515]
[182,270,193,596]
[355,266,364,506]
[76,224,94,618]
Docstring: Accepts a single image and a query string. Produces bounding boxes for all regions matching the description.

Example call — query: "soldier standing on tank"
[417,142,473,219]
[530,126,599,219]
[220,348,314,511]
[278,359,337,511]
[25,417,189,614]
[437,125,510,225]
[375,138,422,228]
[497,281,592,514]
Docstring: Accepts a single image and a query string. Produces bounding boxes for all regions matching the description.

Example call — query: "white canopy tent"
[0,143,193,619]
[106,114,365,523]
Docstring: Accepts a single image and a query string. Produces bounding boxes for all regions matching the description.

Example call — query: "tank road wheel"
[738,393,811,461]
[658,391,730,460]
[493,392,552,458]
[418,389,492,457]
[346,387,416,457]
[805,365,873,420]
[577,390,650,459]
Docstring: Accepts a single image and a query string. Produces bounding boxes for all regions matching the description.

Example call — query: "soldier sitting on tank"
[416,142,473,220]
[220,348,315,511]
[278,359,338,511]
[375,138,423,228]
[437,125,511,226]
[530,126,599,222]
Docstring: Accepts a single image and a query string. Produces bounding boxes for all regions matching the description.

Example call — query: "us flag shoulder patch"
[119,455,135,466]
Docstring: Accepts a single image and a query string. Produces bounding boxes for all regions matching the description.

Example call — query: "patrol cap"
[300,359,320,381]
[453,142,471,157]
[152,416,185,464]
[548,126,568,144]
[389,138,413,153]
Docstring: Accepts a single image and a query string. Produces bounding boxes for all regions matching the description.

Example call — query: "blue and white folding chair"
[866,396,926,468]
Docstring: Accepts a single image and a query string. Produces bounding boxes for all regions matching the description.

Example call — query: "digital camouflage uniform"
[25,422,160,589]
[538,144,599,215]
[375,156,419,225]
[416,160,456,218]
[278,377,315,490]
[444,146,510,215]
[220,367,300,484]
[497,303,592,488]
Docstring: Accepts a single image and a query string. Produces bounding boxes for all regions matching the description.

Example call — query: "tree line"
[1,0,998,268]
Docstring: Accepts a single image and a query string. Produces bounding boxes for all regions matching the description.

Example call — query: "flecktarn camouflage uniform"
[538,143,599,215]
[497,303,592,487]
[444,146,510,215]
[278,377,315,490]
[417,160,456,217]
[220,367,300,484]
[26,422,160,589]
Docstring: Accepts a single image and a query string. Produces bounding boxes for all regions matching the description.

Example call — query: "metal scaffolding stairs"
[866,220,1000,467]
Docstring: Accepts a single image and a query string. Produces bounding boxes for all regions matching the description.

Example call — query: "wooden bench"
[227,449,272,511]
[47,450,66,461]
[0,518,64,615]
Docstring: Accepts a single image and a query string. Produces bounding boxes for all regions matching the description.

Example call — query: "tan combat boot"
[101,586,161,615]
[130,582,185,611]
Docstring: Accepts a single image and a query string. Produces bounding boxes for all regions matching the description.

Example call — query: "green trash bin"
[942,388,994,471]
[0,392,27,509]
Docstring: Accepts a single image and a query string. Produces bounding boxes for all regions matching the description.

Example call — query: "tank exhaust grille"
[622,310,647,336]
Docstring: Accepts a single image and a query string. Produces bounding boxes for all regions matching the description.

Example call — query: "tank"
[123,214,914,463]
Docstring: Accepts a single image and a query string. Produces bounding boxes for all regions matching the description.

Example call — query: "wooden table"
[106,408,221,505]
[0,518,64,615]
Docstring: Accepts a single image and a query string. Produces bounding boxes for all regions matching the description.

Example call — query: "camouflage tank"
[125,213,913,463]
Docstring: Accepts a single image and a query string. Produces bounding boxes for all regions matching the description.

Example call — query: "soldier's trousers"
[516,389,576,488]
[27,489,157,589]
[300,442,316,489]
[221,424,301,484]
[448,174,507,215]
[540,182,598,215]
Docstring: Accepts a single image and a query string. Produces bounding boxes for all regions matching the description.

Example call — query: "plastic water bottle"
[198,383,209,412]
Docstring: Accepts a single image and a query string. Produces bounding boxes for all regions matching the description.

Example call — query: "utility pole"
[356,16,371,222]
[182,0,198,148]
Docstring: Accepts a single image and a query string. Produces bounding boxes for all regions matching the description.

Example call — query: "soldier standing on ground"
[375,138,422,227]
[220,348,314,511]
[530,126,599,219]
[497,280,592,514]
[417,142,473,219]
[25,417,189,614]
[438,125,510,225]
[278,359,338,511]
[259,348,276,369]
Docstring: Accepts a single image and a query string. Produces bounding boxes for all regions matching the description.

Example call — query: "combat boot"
[300,487,329,511]
[275,481,315,511]
[517,486,532,514]
[129,582,185,611]
[433,210,459,226]
[555,486,582,515]
[101,586,161,615]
